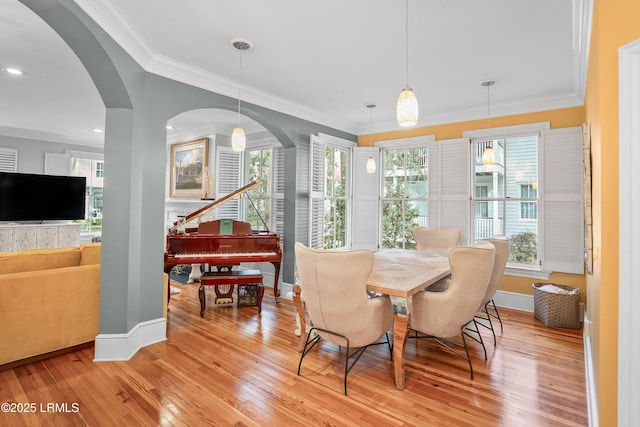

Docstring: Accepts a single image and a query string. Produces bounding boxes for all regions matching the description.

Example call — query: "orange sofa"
[0,243,102,367]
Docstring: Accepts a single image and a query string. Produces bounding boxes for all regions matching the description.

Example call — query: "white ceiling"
[0,0,590,147]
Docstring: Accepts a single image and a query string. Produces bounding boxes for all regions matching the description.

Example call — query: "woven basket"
[532,283,580,328]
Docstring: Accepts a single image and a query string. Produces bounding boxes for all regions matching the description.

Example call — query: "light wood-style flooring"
[0,280,588,426]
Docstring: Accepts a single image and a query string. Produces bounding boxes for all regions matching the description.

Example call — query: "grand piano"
[164,181,282,302]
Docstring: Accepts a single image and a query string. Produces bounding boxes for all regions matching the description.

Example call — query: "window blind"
[351,146,379,251]
[428,138,470,244]
[215,147,242,219]
[541,126,584,274]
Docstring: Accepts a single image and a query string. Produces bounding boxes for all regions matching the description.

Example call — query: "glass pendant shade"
[366,156,376,173]
[232,127,246,152]
[396,86,419,127]
[482,146,495,165]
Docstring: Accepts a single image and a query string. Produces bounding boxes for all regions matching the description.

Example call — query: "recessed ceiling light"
[166,125,174,130]
[92,128,103,133]
[230,38,254,52]
[2,67,26,76]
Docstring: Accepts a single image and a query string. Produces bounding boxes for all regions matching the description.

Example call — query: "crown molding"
[75,0,589,140]
[74,1,358,135]
[146,54,357,134]
[364,92,584,135]
[0,125,103,147]
[74,0,154,67]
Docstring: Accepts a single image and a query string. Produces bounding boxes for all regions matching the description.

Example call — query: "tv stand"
[0,223,80,252]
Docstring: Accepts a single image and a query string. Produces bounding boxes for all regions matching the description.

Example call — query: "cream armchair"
[412,226,462,253]
[294,242,394,395]
[410,241,495,379]
[413,226,462,292]
[474,235,510,345]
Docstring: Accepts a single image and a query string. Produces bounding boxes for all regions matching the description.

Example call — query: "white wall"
[0,134,102,174]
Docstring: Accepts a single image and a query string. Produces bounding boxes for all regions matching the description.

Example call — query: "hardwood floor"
[0,281,588,426]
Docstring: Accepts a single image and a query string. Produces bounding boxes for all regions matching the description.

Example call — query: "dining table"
[292,248,452,391]
[367,248,451,390]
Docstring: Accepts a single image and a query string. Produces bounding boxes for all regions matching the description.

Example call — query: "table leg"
[392,313,410,390]
[292,284,307,352]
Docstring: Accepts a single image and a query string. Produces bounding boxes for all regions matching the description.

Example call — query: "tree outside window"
[323,146,347,249]
[381,147,427,249]
[246,148,271,231]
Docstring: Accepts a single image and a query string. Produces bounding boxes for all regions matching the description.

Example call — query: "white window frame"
[244,140,281,232]
[377,137,432,249]
[465,122,584,278]
[64,149,105,235]
[309,133,355,250]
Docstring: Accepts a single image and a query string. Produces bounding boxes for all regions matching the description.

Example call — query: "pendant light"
[397,0,418,127]
[231,39,253,152]
[366,104,377,173]
[481,80,496,165]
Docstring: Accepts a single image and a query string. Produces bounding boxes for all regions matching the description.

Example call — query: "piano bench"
[199,269,264,317]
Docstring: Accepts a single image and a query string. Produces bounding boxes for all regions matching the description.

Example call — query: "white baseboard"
[582,316,598,427]
[280,281,294,300]
[94,318,167,362]
[493,290,534,312]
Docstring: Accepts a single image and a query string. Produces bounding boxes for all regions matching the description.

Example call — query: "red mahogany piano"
[164,181,282,302]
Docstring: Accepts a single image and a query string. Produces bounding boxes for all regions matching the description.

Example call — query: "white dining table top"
[366,249,451,298]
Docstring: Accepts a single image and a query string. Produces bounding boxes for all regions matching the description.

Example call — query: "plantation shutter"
[309,135,325,249]
[429,138,471,244]
[215,147,242,219]
[0,148,18,172]
[44,152,70,176]
[271,146,285,242]
[541,126,584,274]
[352,146,379,250]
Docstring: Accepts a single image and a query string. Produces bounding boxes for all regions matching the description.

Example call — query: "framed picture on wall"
[170,138,209,198]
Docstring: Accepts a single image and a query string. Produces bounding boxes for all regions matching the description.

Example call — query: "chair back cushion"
[479,235,509,306]
[412,227,461,253]
[411,241,495,338]
[294,243,393,347]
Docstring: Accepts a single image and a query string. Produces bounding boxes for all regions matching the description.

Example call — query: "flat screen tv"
[0,172,86,221]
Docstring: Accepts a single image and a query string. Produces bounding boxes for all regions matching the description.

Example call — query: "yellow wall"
[584,1,640,424]
[358,106,585,146]
[358,106,587,300]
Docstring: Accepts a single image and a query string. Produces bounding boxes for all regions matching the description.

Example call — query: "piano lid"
[168,180,260,234]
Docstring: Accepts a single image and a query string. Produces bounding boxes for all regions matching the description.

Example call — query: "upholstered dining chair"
[412,226,462,253]
[474,235,510,345]
[294,242,394,395]
[413,226,462,292]
[410,241,495,380]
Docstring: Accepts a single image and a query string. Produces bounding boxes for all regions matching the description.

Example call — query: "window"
[309,134,353,250]
[520,184,538,219]
[96,161,104,178]
[245,148,272,231]
[475,185,489,217]
[473,135,539,268]
[324,146,348,249]
[356,124,583,276]
[69,155,104,233]
[381,146,428,249]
